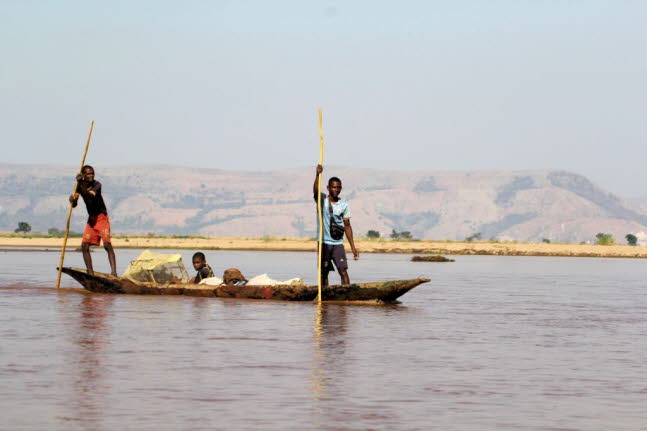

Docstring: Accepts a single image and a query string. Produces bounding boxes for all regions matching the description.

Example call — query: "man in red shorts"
[69,165,118,276]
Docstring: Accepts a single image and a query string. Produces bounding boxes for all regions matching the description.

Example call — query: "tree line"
[12,222,81,237]
[366,229,413,239]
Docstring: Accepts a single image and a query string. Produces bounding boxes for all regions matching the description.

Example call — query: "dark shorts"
[321,243,348,271]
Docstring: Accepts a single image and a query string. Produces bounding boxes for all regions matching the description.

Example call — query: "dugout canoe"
[60,267,429,302]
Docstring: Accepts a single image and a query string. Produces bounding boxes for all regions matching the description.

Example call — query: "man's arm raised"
[313,164,323,197]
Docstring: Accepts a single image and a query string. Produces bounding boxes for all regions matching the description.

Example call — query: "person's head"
[327,177,342,199]
[192,252,206,270]
[81,165,95,182]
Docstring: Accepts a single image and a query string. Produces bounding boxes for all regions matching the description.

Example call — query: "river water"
[1,248,647,430]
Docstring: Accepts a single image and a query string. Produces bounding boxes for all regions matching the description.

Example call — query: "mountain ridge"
[1,163,646,243]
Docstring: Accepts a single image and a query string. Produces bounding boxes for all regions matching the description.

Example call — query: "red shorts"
[83,213,112,246]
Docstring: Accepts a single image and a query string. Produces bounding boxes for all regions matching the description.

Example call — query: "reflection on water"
[60,294,114,428]
[310,303,348,405]
[311,303,327,404]
[2,251,647,430]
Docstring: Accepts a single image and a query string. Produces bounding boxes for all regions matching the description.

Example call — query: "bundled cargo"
[122,250,190,284]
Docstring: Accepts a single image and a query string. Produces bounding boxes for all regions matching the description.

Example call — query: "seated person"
[223,268,247,286]
[189,252,215,284]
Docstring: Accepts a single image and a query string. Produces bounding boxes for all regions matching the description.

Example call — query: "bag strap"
[327,196,343,228]
[328,198,339,225]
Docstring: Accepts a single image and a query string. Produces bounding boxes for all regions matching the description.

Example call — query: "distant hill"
[2,163,647,244]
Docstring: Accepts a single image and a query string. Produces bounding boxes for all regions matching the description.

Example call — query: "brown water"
[2,248,647,430]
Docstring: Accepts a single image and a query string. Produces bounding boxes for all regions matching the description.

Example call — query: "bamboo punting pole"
[316,109,324,302]
[55,121,94,289]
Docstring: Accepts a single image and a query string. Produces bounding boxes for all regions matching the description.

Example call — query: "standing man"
[313,164,359,285]
[69,165,118,276]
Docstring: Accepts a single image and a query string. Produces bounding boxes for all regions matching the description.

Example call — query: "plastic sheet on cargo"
[122,250,190,284]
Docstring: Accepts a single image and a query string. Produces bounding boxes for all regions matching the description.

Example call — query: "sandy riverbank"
[1,236,646,258]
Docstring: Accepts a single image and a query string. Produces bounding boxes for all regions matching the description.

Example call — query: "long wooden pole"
[55,121,94,289]
[316,109,324,302]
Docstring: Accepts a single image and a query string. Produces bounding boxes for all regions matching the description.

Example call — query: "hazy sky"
[1,1,646,197]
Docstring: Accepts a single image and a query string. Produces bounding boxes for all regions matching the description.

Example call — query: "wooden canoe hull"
[60,267,429,302]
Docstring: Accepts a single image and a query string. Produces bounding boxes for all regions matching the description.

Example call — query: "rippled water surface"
[2,248,647,430]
